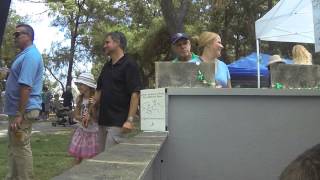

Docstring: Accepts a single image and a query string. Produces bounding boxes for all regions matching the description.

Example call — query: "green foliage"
[11,0,311,88]
[0,10,28,67]
[46,0,142,87]
[135,18,171,87]
[89,17,171,87]
[0,11,31,91]
[47,0,100,87]
[126,0,162,28]
[57,0,285,87]
[0,133,73,180]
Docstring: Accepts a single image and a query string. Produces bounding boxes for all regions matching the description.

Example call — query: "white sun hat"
[74,72,97,89]
[267,55,286,66]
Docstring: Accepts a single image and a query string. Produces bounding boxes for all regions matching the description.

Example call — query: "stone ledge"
[52,131,168,180]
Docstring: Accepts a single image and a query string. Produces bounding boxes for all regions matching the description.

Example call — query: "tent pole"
[256,39,261,88]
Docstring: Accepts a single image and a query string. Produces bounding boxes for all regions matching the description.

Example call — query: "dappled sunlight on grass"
[0,133,74,180]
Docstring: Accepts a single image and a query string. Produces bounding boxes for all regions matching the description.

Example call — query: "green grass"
[0,132,74,180]
[0,120,142,179]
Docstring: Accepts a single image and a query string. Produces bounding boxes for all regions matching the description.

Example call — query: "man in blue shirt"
[5,24,44,180]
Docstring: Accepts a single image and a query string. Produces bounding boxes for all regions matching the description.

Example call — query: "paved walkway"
[0,115,75,138]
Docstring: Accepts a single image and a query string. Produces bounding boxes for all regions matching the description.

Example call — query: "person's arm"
[73,98,81,122]
[93,90,101,106]
[94,71,103,107]
[227,79,232,88]
[11,85,31,131]
[123,60,142,131]
[71,92,74,108]
[82,90,100,125]
[226,64,232,88]
[73,109,82,122]
[127,92,139,119]
[123,92,140,130]
[11,50,42,130]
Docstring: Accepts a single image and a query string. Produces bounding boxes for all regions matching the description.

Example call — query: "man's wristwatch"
[127,116,134,122]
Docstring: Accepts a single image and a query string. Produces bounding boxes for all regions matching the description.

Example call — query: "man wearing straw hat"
[267,54,286,68]
[267,54,286,87]
[96,31,142,152]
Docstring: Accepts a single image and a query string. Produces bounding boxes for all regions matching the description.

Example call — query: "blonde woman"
[292,45,312,65]
[195,31,231,88]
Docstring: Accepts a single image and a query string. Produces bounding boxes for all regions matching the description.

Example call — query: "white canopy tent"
[255,0,315,88]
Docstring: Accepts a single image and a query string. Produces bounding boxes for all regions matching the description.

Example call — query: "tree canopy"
[0,0,317,89]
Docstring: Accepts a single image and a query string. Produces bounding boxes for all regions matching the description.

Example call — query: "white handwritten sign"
[140,88,166,131]
[313,0,320,52]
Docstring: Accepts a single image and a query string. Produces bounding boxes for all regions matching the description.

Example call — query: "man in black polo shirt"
[96,31,142,152]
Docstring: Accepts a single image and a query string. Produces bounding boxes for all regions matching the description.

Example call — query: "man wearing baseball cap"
[171,33,199,63]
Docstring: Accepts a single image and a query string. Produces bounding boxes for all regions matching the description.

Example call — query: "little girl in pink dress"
[68,73,99,164]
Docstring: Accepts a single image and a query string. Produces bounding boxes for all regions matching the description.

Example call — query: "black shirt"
[97,54,142,127]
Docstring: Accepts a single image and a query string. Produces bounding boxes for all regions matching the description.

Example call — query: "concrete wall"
[157,88,320,180]
[53,88,320,180]
[53,132,167,180]
[142,141,166,180]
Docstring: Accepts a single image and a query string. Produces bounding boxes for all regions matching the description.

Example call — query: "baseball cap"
[171,33,189,45]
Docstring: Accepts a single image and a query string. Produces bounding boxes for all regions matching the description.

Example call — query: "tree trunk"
[45,65,65,92]
[221,7,229,63]
[235,34,240,60]
[0,0,11,47]
[160,0,191,35]
[66,0,85,87]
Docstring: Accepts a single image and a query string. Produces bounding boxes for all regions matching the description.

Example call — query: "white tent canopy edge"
[254,0,315,88]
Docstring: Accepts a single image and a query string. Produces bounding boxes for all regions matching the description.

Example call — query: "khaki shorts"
[6,110,40,180]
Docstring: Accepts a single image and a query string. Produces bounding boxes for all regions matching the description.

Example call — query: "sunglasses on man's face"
[13,31,28,38]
